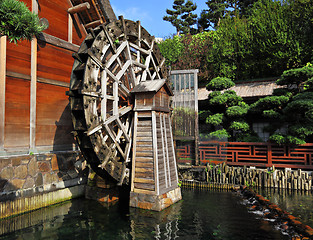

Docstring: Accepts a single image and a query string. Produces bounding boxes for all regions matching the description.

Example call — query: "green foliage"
[229,121,249,132]
[159,32,214,82]
[0,0,46,43]
[269,133,286,145]
[206,113,224,126]
[163,0,198,35]
[226,104,248,118]
[208,129,230,140]
[277,66,313,91]
[202,77,251,141]
[262,110,280,119]
[158,35,183,65]
[206,77,235,91]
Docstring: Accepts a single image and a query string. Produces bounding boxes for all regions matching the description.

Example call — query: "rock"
[35,173,43,187]
[38,162,51,173]
[28,157,38,177]
[0,158,11,170]
[23,177,35,189]
[51,155,59,171]
[0,167,14,180]
[14,165,28,179]
[11,179,26,189]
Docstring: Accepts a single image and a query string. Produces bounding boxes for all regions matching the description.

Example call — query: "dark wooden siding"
[37,44,73,84]
[6,41,31,76]
[35,83,74,148]
[2,0,86,153]
[38,0,70,41]
[4,77,30,148]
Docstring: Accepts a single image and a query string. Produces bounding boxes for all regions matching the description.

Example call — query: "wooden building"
[0,0,117,219]
[0,0,116,155]
[130,79,182,211]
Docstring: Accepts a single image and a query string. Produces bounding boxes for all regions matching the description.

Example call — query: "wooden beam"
[152,111,159,195]
[37,33,79,52]
[30,0,38,152]
[0,36,6,151]
[84,20,102,29]
[131,112,138,192]
[6,71,69,88]
[67,2,90,14]
[68,13,73,43]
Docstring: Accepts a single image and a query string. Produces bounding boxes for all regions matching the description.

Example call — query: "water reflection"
[0,190,290,240]
[258,188,313,227]
[129,201,182,239]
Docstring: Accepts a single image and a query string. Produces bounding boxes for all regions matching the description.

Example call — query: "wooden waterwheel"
[68,17,167,185]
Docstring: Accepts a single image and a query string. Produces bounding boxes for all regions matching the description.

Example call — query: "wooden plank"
[131,112,138,191]
[163,114,171,187]
[134,183,155,191]
[0,36,6,151]
[134,178,154,184]
[30,35,37,152]
[135,167,153,173]
[159,113,168,188]
[133,188,154,195]
[37,33,79,52]
[135,162,153,168]
[152,111,159,195]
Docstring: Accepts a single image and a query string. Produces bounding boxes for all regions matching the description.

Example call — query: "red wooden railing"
[177,141,313,169]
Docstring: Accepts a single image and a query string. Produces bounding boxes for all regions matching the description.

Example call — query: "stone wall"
[0,151,88,219]
[179,163,313,191]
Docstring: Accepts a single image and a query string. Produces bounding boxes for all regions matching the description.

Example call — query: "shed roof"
[198,80,283,101]
[131,79,174,96]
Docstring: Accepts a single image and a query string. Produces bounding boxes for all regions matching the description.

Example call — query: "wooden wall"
[0,0,87,154]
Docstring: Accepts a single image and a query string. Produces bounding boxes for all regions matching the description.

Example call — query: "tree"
[158,32,215,83]
[200,77,253,141]
[0,0,46,43]
[198,0,258,31]
[163,0,198,35]
[250,64,313,144]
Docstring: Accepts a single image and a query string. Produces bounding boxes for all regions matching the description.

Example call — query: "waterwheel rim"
[69,17,167,185]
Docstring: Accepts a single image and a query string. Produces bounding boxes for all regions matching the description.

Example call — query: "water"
[0,189,289,240]
[258,188,313,228]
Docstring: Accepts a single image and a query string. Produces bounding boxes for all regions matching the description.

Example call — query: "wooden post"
[67,2,90,14]
[68,13,73,43]
[30,0,38,152]
[194,70,199,165]
[0,36,6,152]
[84,20,102,29]
[267,143,272,166]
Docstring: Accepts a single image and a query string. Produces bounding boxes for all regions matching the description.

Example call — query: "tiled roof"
[198,80,283,100]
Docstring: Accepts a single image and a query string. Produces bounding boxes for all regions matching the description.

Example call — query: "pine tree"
[163,0,197,35]
[0,0,46,43]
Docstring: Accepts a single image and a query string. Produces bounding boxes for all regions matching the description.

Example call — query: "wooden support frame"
[30,0,38,152]
[0,36,6,151]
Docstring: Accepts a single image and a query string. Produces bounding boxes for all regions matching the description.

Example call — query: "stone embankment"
[179,163,313,191]
[0,152,88,219]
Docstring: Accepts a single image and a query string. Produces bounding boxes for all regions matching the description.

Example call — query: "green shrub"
[0,0,46,43]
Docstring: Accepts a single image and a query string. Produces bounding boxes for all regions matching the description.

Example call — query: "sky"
[110,0,208,38]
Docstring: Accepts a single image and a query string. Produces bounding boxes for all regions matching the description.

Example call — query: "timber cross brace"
[67,16,181,211]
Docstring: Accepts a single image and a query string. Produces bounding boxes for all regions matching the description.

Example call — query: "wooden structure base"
[129,187,182,211]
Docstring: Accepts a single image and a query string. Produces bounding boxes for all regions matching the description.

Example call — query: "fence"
[177,141,313,170]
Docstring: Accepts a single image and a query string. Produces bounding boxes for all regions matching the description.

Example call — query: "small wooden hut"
[130,79,182,211]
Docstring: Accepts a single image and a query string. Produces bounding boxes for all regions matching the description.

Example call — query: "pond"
[258,188,313,228]
[0,189,290,240]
